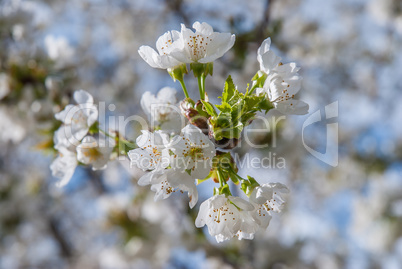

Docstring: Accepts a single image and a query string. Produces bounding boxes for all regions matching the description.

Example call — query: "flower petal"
[74,90,93,105]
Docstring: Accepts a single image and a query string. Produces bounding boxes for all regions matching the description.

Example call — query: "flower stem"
[197,75,205,100]
[99,128,114,138]
[246,83,259,97]
[217,168,225,188]
[202,74,206,98]
[178,78,189,99]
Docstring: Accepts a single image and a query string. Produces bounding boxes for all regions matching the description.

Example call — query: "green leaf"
[240,176,260,197]
[221,75,236,103]
[210,75,272,140]
[215,101,231,112]
[200,100,217,117]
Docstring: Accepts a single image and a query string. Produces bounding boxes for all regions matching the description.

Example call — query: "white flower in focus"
[50,147,77,187]
[195,195,257,242]
[0,73,10,100]
[170,22,235,64]
[76,135,115,170]
[128,130,170,181]
[54,90,98,149]
[141,87,179,123]
[138,169,198,208]
[169,124,216,180]
[129,130,198,207]
[249,183,289,229]
[256,38,309,115]
[44,35,74,64]
[138,30,183,69]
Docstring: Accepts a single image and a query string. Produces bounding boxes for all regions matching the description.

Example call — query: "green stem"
[99,128,114,139]
[197,75,204,100]
[228,166,245,182]
[245,83,259,97]
[217,169,225,188]
[201,74,206,98]
[178,78,189,99]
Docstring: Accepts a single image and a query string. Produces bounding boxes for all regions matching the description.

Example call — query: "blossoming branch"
[49,21,308,243]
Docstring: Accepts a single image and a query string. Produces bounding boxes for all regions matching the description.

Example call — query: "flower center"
[187,34,212,61]
[83,147,102,162]
[211,203,236,223]
[187,146,203,160]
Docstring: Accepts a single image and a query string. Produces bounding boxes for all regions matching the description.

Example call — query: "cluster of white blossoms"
[196,183,289,242]
[256,38,309,115]
[50,90,115,187]
[49,21,307,242]
[128,124,215,208]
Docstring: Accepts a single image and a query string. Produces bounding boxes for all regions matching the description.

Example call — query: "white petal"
[259,50,281,73]
[137,171,153,186]
[54,104,76,124]
[257,38,281,73]
[275,99,309,115]
[51,149,77,187]
[156,87,177,104]
[250,186,273,204]
[256,212,272,230]
[168,170,198,208]
[74,90,93,105]
[209,195,227,209]
[128,148,151,170]
[140,91,155,116]
[181,124,204,142]
[265,182,289,193]
[190,161,212,180]
[170,50,192,64]
[135,130,152,148]
[84,105,98,127]
[257,38,271,56]
[273,62,300,77]
[153,131,170,148]
[193,21,213,36]
[138,46,162,68]
[199,33,235,63]
[229,196,255,211]
[195,200,209,228]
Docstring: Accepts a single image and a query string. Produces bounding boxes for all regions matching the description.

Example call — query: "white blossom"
[76,135,115,170]
[138,30,183,69]
[128,130,170,172]
[169,124,216,180]
[140,87,180,124]
[128,130,170,188]
[54,90,98,149]
[170,21,235,63]
[256,38,309,115]
[195,195,257,242]
[129,128,203,207]
[138,169,198,208]
[249,183,289,229]
[50,146,77,187]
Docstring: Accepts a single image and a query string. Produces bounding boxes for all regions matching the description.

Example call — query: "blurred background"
[1,0,402,268]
